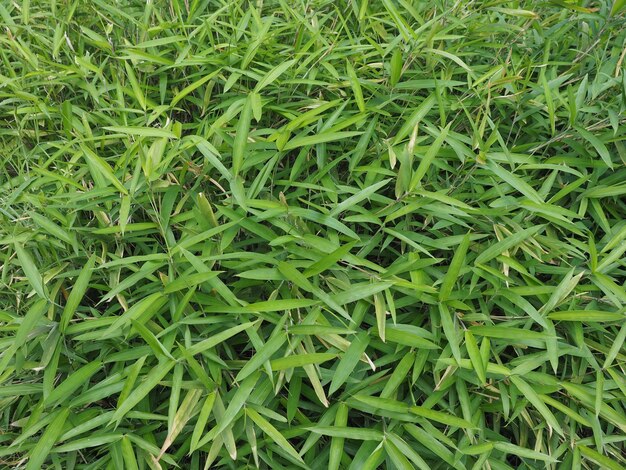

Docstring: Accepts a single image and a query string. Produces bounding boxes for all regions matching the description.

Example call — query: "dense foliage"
[1,0,626,469]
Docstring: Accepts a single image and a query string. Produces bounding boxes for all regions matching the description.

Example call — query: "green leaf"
[329,180,390,218]
[611,0,626,15]
[576,126,613,169]
[410,405,475,429]
[254,59,296,92]
[409,124,450,191]
[385,325,439,349]
[470,326,552,342]
[170,70,220,107]
[45,360,101,407]
[494,442,557,462]
[102,293,168,338]
[270,353,337,370]
[465,330,486,385]
[104,126,178,139]
[29,212,73,244]
[60,254,96,332]
[199,372,259,446]
[232,96,252,176]
[548,310,624,322]
[307,426,383,440]
[474,225,545,265]
[190,391,216,452]
[111,360,175,425]
[186,321,257,356]
[283,131,363,151]
[236,331,286,381]
[346,60,365,112]
[15,244,46,299]
[246,407,304,464]
[121,436,139,470]
[439,303,461,363]
[159,388,203,458]
[131,320,175,360]
[578,445,626,470]
[163,271,221,294]
[278,262,351,321]
[439,232,470,302]
[510,376,563,436]
[80,144,128,195]
[26,408,70,470]
[329,332,370,395]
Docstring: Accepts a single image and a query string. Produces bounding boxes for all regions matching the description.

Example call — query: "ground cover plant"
[1,0,626,468]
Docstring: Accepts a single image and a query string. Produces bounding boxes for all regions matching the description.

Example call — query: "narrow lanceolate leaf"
[475,225,545,265]
[410,406,475,428]
[102,293,168,337]
[576,126,613,169]
[439,303,461,363]
[346,60,365,112]
[121,436,139,470]
[539,269,583,315]
[190,391,216,452]
[60,254,96,332]
[385,325,439,349]
[246,407,304,464]
[232,96,253,176]
[487,160,544,204]
[244,298,318,312]
[52,434,123,453]
[45,360,101,407]
[548,310,625,322]
[510,376,563,436]
[255,60,296,92]
[494,442,557,462]
[390,49,403,87]
[329,332,370,395]
[131,320,175,360]
[104,126,178,139]
[385,438,416,470]
[329,403,348,470]
[307,426,383,440]
[159,388,203,459]
[199,372,260,445]
[439,233,470,302]
[187,321,257,356]
[386,432,431,470]
[305,242,357,279]
[409,124,450,191]
[15,244,46,299]
[80,144,128,195]
[278,262,350,321]
[26,408,70,470]
[270,353,337,370]
[14,298,48,350]
[29,212,73,244]
[374,293,386,342]
[124,61,146,110]
[235,331,286,381]
[163,271,221,293]
[603,322,626,369]
[283,131,363,151]
[578,445,625,470]
[465,330,486,385]
[111,360,175,424]
[353,395,409,413]
[470,326,552,341]
[170,69,220,107]
[329,180,390,217]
